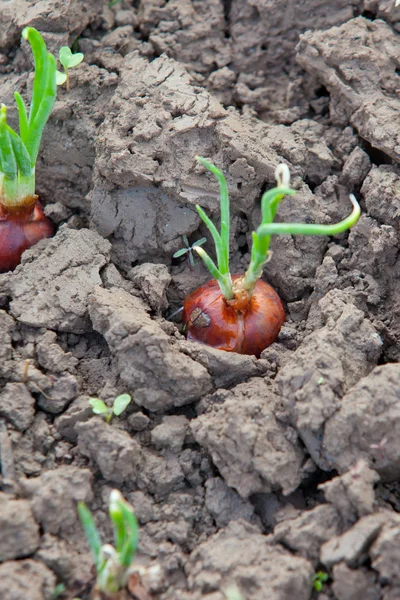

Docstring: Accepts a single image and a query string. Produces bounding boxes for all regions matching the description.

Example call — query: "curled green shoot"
[194,157,361,299]
[78,490,139,595]
[0,27,56,206]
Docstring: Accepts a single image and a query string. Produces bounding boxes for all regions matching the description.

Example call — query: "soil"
[0,1,400,599]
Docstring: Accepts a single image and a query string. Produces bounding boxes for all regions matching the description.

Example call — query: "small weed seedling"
[312,571,329,592]
[173,234,207,270]
[56,46,84,92]
[50,584,65,599]
[89,394,131,423]
[78,490,139,595]
[182,157,360,357]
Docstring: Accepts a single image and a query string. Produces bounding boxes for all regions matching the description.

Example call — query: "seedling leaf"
[312,571,329,593]
[192,237,207,247]
[89,398,109,415]
[173,248,189,258]
[59,46,84,69]
[56,71,67,85]
[113,394,131,416]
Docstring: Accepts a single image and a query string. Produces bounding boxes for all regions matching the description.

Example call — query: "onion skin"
[182,275,285,357]
[0,197,54,273]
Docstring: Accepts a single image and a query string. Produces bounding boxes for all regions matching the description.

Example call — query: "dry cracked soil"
[1,1,400,599]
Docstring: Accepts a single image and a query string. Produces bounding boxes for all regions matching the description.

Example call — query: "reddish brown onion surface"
[182,275,285,357]
[0,196,54,272]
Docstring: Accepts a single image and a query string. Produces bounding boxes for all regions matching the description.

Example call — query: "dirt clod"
[0,493,40,561]
[191,378,305,498]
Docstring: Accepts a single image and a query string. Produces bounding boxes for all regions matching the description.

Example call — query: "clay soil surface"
[1,1,400,599]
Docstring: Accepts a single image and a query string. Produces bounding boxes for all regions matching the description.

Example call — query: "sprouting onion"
[181,157,360,357]
[0,27,56,272]
[0,27,56,207]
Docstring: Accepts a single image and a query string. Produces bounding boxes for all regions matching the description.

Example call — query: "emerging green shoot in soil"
[78,490,139,595]
[173,234,207,269]
[89,394,131,423]
[56,46,84,92]
[312,571,329,592]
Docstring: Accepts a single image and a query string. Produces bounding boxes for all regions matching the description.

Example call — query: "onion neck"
[0,194,38,221]
[0,169,36,209]
[226,276,252,312]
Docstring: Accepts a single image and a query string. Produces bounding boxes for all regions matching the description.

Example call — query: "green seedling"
[109,0,122,5]
[312,571,329,592]
[173,234,207,269]
[89,394,131,423]
[50,584,66,599]
[56,46,84,92]
[78,490,139,595]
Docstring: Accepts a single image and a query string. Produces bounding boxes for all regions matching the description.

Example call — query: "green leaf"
[314,580,322,592]
[27,51,57,164]
[21,29,57,165]
[89,398,109,415]
[7,125,32,177]
[22,27,48,127]
[50,584,66,600]
[173,247,189,258]
[0,106,17,179]
[196,156,230,275]
[109,490,126,554]
[113,394,131,416]
[14,92,29,143]
[192,237,207,247]
[56,70,67,85]
[59,46,84,69]
[118,498,139,567]
[194,246,220,280]
[256,195,360,238]
[195,204,224,268]
[77,502,103,568]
